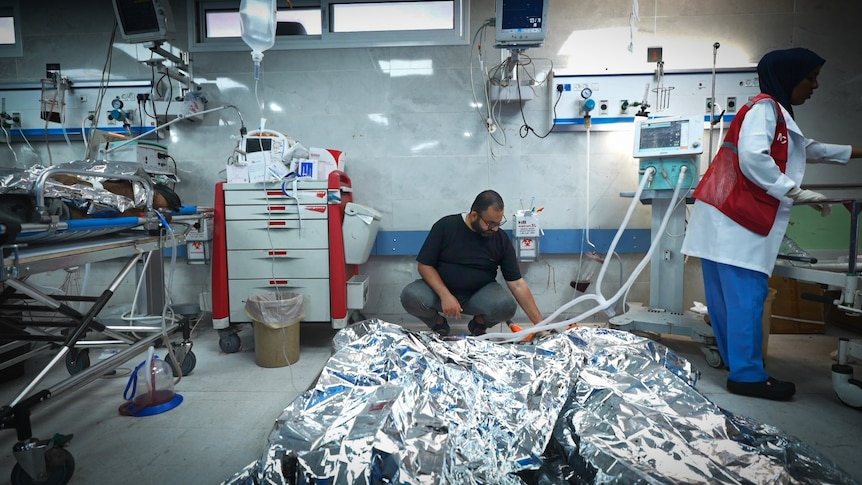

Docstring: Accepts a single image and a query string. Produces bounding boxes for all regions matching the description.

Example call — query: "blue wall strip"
[372,229,652,256]
[10,126,154,138]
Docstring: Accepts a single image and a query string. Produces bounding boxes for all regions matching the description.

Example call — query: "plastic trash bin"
[245,291,305,367]
[343,202,382,265]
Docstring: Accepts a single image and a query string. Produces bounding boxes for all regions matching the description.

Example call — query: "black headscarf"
[757,48,825,118]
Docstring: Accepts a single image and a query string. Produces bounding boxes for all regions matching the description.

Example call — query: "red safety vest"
[693,93,788,236]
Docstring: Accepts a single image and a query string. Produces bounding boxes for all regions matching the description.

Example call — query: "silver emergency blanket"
[224,320,856,485]
[0,160,149,215]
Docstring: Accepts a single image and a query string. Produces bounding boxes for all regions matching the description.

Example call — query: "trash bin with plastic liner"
[245,291,304,368]
[343,202,382,265]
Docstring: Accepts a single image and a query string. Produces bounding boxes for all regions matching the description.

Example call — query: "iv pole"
[707,42,720,162]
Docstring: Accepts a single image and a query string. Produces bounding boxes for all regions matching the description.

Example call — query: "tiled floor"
[2,315,861,484]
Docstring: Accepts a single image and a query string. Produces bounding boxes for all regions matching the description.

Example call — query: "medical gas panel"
[0,79,157,139]
[551,69,760,131]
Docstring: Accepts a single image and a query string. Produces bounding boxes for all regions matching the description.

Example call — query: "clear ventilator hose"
[479,164,689,343]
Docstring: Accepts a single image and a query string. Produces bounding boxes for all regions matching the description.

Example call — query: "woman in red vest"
[682,48,862,401]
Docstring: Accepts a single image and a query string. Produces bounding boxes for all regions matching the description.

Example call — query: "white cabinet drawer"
[228,278,330,322]
[224,188,329,206]
[227,249,329,279]
[226,220,327,249]
[225,203,329,220]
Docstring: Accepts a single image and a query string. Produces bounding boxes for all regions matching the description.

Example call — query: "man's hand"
[417,263,463,319]
[440,294,463,319]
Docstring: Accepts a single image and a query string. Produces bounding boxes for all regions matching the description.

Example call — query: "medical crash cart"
[210,171,381,353]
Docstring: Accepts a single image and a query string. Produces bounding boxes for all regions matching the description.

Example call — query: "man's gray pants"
[399,279,517,330]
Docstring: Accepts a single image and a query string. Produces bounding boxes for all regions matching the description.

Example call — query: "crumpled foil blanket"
[0,160,149,214]
[224,320,856,485]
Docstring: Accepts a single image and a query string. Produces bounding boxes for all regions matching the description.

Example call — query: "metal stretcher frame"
[0,164,206,482]
[772,186,862,408]
[5,216,152,244]
[0,223,199,482]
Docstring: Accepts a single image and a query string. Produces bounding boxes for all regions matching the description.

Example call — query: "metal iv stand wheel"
[701,346,724,369]
[10,434,75,485]
[218,326,243,353]
[64,348,90,375]
[832,338,862,408]
[164,341,197,377]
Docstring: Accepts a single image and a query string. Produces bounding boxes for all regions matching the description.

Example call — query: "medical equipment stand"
[610,187,722,368]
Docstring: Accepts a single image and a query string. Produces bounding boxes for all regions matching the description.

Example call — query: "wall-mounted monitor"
[112,0,175,43]
[494,0,549,48]
[632,115,704,158]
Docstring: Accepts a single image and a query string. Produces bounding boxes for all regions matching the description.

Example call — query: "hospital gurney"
[772,186,862,408]
[0,165,206,484]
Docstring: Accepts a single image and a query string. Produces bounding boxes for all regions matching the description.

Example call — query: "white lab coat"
[682,100,851,275]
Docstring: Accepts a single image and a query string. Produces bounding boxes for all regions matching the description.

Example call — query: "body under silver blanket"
[224,320,856,485]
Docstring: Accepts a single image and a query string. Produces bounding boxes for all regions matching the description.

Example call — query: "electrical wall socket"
[726,96,737,112]
[599,99,609,115]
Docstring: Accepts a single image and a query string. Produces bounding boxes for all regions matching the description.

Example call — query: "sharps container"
[343,203,382,265]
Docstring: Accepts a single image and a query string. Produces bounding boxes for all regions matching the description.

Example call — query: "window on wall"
[190,0,467,51]
[0,1,22,58]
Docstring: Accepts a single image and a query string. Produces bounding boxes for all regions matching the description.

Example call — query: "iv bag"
[240,0,277,62]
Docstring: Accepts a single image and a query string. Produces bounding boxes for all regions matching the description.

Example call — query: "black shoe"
[726,377,796,401]
[431,317,450,336]
[468,318,487,336]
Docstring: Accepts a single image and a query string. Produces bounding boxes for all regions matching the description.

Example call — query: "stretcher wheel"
[11,447,75,485]
[219,333,242,353]
[704,347,723,369]
[166,350,197,377]
[65,349,90,375]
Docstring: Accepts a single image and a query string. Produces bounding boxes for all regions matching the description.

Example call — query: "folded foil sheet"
[224,320,856,485]
[0,160,149,215]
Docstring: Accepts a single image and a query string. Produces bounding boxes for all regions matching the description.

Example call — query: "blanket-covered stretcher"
[225,320,857,484]
[0,160,207,484]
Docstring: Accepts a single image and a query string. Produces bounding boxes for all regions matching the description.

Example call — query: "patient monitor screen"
[495,0,549,47]
[641,120,684,151]
[633,115,703,158]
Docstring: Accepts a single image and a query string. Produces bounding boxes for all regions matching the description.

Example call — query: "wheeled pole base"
[832,338,862,408]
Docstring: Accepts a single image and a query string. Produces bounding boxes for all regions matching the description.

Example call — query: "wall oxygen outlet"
[620,99,630,113]
[0,111,21,129]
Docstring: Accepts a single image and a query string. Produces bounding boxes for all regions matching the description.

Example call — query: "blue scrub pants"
[700,259,769,383]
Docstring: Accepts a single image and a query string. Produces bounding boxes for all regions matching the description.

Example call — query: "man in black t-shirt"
[400,190,544,336]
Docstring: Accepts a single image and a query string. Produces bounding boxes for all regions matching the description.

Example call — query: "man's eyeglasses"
[480,214,507,229]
